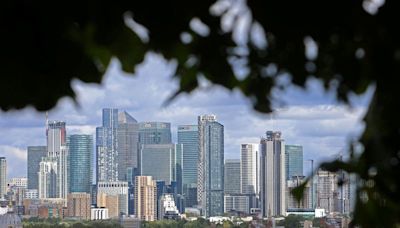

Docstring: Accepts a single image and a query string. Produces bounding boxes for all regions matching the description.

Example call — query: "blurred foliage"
[142,218,249,228]
[276,215,306,228]
[22,218,122,228]
[2,0,400,227]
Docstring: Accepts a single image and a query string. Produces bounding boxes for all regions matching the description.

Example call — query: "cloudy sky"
[0,53,373,179]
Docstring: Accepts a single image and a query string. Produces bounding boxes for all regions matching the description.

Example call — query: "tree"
[2,1,400,227]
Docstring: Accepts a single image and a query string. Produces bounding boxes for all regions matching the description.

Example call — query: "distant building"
[67,193,91,220]
[0,157,6,198]
[224,159,241,194]
[224,195,250,214]
[177,125,199,208]
[27,146,47,190]
[285,145,303,180]
[91,207,109,220]
[8,178,27,189]
[68,135,93,193]
[24,189,38,199]
[134,176,156,221]
[159,194,180,220]
[97,181,129,216]
[240,143,260,210]
[138,122,172,145]
[316,170,337,213]
[287,176,311,209]
[119,216,141,228]
[198,115,224,217]
[97,193,119,218]
[260,131,286,217]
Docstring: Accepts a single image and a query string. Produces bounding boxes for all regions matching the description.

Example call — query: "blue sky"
[0,53,373,179]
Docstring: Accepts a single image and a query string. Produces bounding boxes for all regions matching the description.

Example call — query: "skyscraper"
[198,115,224,217]
[39,121,69,200]
[285,145,303,180]
[224,159,241,194]
[260,131,286,217]
[27,146,47,190]
[240,143,260,209]
[68,134,93,193]
[96,108,118,182]
[0,157,6,198]
[177,125,199,208]
[138,122,171,144]
[135,176,157,221]
[117,111,139,183]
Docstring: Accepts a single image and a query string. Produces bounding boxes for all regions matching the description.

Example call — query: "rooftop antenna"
[45,111,49,137]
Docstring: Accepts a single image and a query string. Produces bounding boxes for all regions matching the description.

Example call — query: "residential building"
[68,134,93,193]
[138,122,171,145]
[224,159,241,194]
[316,170,338,213]
[97,193,119,218]
[260,131,286,217]
[27,146,47,190]
[0,157,6,198]
[117,111,139,183]
[285,145,303,180]
[134,176,156,221]
[97,181,129,216]
[67,193,91,220]
[198,115,224,217]
[96,108,119,182]
[177,125,199,208]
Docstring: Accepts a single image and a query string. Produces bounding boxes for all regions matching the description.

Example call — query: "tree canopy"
[2,0,400,227]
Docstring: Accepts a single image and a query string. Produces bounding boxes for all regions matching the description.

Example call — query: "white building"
[25,189,38,199]
[97,181,129,215]
[159,194,180,219]
[0,158,6,199]
[240,143,260,209]
[8,178,27,189]
[224,195,250,214]
[91,208,109,220]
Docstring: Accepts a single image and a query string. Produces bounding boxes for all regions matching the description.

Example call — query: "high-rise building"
[138,122,171,145]
[67,193,91,220]
[316,170,338,213]
[198,115,224,217]
[0,157,6,198]
[285,145,303,180]
[224,195,250,214]
[97,181,129,216]
[68,134,93,193]
[177,125,199,208]
[224,159,241,194]
[287,176,311,209]
[117,111,139,183]
[260,131,286,217]
[38,121,68,201]
[240,143,260,209]
[96,108,118,182]
[27,146,47,190]
[140,144,183,189]
[134,176,157,221]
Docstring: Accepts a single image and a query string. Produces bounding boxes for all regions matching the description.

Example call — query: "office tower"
[96,108,118,182]
[260,131,286,217]
[287,176,311,209]
[27,146,47,190]
[224,159,241,194]
[198,114,224,217]
[0,157,6,198]
[240,143,260,210]
[117,111,139,183]
[224,195,250,214]
[140,144,183,188]
[97,181,129,216]
[177,125,199,208]
[38,121,68,200]
[67,193,91,220]
[138,122,172,144]
[68,134,93,193]
[134,176,157,221]
[316,170,338,213]
[285,145,303,180]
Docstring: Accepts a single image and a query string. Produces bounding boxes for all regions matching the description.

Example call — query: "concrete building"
[24,189,38,199]
[240,143,260,210]
[177,125,199,208]
[97,193,119,218]
[198,115,224,217]
[316,170,337,213]
[27,146,47,190]
[159,194,180,220]
[91,208,109,220]
[134,176,156,221]
[224,159,241,194]
[97,181,129,216]
[67,193,91,220]
[285,145,303,180]
[0,157,6,199]
[224,195,250,214]
[287,176,311,209]
[8,178,27,189]
[260,131,286,217]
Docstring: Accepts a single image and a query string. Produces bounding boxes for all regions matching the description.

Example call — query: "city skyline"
[0,55,372,179]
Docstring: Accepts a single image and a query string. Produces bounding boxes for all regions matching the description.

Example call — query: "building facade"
[198,115,224,217]
[0,157,6,198]
[316,170,338,213]
[285,145,303,180]
[138,122,171,145]
[97,181,129,216]
[177,125,199,208]
[27,146,47,190]
[224,195,250,214]
[260,131,286,217]
[134,176,156,221]
[68,135,93,193]
[67,193,91,220]
[224,159,241,194]
[240,143,260,210]
[287,176,311,210]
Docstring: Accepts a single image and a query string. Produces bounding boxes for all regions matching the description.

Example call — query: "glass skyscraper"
[138,122,171,144]
[96,108,118,182]
[68,134,93,193]
[198,115,224,217]
[285,145,303,180]
[177,125,199,207]
[224,159,241,194]
[27,146,47,190]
